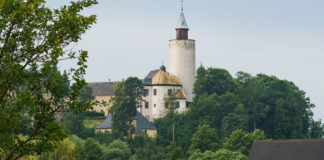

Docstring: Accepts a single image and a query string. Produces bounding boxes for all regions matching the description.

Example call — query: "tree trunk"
[254,119,256,131]
[172,115,175,142]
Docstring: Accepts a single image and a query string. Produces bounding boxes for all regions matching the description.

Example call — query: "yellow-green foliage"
[83,119,104,129]
[45,138,78,160]
[21,136,83,160]
[21,155,38,160]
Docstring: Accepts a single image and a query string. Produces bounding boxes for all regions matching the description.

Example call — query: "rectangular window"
[176,102,180,108]
[165,102,169,109]
[144,89,149,97]
[145,102,149,109]
[154,89,157,96]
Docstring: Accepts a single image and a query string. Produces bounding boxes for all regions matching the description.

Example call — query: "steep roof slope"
[135,111,157,134]
[96,115,112,129]
[88,82,116,96]
[249,139,324,160]
[152,70,182,86]
[95,111,156,134]
[176,11,189,29]
[143,70,159,86]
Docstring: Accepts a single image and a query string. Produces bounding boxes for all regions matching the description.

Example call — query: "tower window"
[154,89,157,96]
[145,102,149,109]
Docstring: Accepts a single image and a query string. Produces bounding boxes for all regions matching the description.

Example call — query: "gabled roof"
[96,114,112,129]
[152,70,182,86]
[143,70,159,86]
[176,11,188,29]
[135,111,157,134]
[95,111,157,134]
[249,139,324,160]
[88,82,116,96]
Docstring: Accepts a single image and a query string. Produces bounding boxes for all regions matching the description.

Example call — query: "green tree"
[166,142,185,160]
[310,120,324,138]
[155,92,241,151]
[223,129,266,156]
[79,138,103,160]
[193,67,236,97]
[0,0,97,159]
[156,67,318,152]
[193,65,207,100]
[154,112,192,150]
[189,124,219,153]
[109,77,144,137]
[38,138,79,160]
[189,149,247,160]
[221,104,248,137]
[79,85,95,105]
[63,112,86,136]
[164,88,180,142]
[235,73,314,139]
[62,85,96,138]
[189,92,241,136]
[104,140,131,160]
[129,135,166,160]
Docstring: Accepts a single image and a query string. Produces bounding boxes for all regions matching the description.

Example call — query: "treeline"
[156,66,323,151]
[24,67,324,160]
[23,129,263,160]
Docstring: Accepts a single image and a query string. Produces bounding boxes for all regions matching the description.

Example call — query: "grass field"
[83,118,105,129]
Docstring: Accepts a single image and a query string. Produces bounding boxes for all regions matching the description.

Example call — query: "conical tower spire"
[176,12,189,29]
[175,0,189,39]
[176,0,188,29]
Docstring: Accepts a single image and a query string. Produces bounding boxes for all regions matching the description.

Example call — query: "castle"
[89,8,196,122]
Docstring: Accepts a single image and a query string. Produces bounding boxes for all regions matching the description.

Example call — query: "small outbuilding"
[95,111,157,138]
[249,139,324,160]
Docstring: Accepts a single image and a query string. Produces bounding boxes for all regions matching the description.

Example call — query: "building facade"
[169,11,196,102]
[140,67,187,121]
[88,82,116,116]
[96,111,157,138]
[139,9,195,121]
[90,9,196,122]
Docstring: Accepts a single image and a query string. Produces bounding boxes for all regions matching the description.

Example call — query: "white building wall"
[140,85,187,121]
[140,87,153,121]
[169,40,196,102]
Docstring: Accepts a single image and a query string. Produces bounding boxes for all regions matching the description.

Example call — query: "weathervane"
[181,0,184,11]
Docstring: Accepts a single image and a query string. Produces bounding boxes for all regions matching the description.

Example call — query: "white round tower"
[169,10,196,102]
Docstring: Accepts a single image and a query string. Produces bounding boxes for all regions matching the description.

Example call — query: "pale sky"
[48,0,324,120]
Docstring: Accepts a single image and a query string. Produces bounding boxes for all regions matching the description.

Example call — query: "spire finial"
[181,0,184,11]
